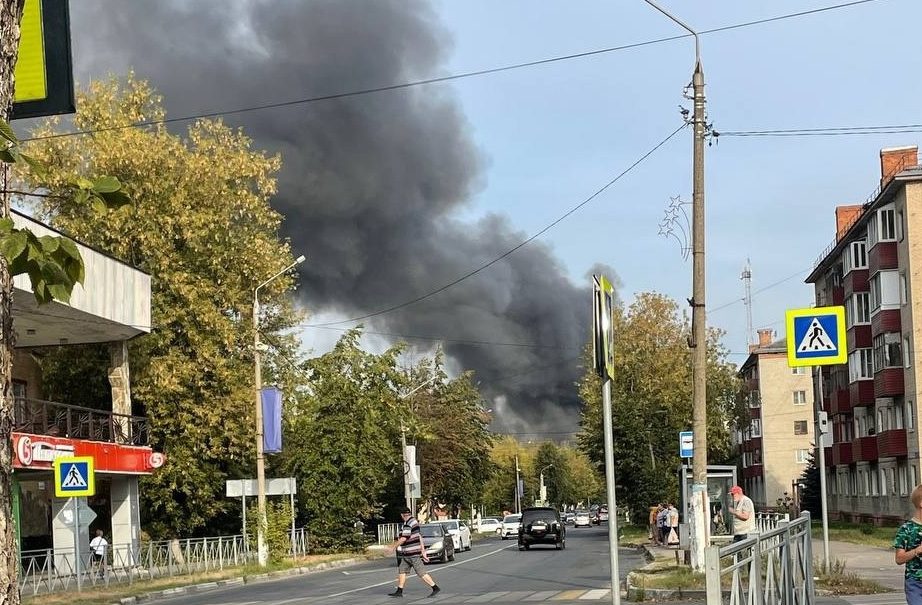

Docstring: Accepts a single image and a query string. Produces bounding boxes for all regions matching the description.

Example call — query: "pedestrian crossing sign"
[785,306,847,368]
[53,456,95,498]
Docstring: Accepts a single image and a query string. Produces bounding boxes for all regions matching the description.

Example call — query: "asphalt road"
[153,525,641,605]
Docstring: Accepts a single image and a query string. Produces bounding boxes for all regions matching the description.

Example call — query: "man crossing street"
[388,507,441,598]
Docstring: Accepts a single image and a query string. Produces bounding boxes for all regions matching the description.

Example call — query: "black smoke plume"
[67,0,612,434]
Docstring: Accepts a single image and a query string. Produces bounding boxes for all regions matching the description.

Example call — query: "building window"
[871,469,879,495]
[908,400,915,431]
[849,348,873,382]
[793,390,807,405]
[906,337,913,368]
[900,465,909,496]
[901,273,909,305]
[874,333,903,372]
[792,366,806,375]
[795,449,809,463]
[871,274,881,311]
[913,465,919,489]
[870,270,900,314]
[881,468,889,496]
[881,208,897,241]
[753,448,762,464]
[898,210,905,241]
[845,240,868,273]
[794,420,809,435]
[751,418,762,438]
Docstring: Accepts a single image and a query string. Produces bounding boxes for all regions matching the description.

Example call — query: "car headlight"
[429,540,444,550]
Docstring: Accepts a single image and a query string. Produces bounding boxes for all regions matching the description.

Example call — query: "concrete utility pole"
[253,255,305,567]
[642,0,709,571]
[814,368,831,568]
[398,376,437,514]
[514,456,522,514]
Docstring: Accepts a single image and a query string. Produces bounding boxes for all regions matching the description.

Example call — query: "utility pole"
[814,367,831,568]
[401,423,411,510]
[642,0,709,572]
[514,456,521,514]
[742,259,753,348]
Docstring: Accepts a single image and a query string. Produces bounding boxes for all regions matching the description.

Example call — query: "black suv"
[518,507,565,550]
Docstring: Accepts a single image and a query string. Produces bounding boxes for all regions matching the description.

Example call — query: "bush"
[247,500,295,563]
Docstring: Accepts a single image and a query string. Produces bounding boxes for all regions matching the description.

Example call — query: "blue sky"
[424,0,917,363]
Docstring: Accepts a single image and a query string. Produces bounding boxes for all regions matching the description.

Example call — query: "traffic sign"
[593,275,616,380]
[785,306,846,367]
[679,431,693,458]
[53,456,95,497]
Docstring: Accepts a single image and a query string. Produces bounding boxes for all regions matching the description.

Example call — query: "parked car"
[498,513,522,539]
[431,519,472,551]
[518,507,565,550]
[598,506,610,524]
[396,523,455,563]
[573,510,592,528]
[476,518,501,534]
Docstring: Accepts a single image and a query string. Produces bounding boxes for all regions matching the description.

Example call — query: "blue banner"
[261,387,283,454]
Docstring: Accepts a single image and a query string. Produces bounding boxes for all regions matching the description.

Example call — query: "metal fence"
[755,511,790,533]
[706,511,814,605]
[13,397,149,445]
[377,523,400,545]
[18,528,309,596]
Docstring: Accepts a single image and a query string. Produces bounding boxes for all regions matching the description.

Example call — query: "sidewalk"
[641,539,903,591]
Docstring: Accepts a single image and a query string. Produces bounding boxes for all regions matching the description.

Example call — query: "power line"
[308,124,687,327]
[718,124,922,138]
[21,0,884,143]
[709,267,810,314]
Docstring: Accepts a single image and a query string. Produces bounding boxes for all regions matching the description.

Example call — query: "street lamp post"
[253,254,305,567]
[539,464,554,506]
[399,376,438,513]
[641,0,709,572]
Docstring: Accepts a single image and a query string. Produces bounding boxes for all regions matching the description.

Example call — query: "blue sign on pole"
[679,431,693,458]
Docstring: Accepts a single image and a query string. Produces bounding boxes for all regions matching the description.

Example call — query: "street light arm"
[255,255,307,297]
[642,0,700,65]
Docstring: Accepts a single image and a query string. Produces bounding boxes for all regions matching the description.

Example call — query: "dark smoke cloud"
[68,0,612,433]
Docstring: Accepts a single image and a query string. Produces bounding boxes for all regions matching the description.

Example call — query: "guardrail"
[13,397,149,446]
[755,511,790,533]
[706,511,813,605]
[18,528,309,596]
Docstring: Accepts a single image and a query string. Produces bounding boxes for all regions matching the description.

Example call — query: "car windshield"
[440,520,459,530]
[503,514,521,523]
[419,525,444,538]
[522,509,557,524]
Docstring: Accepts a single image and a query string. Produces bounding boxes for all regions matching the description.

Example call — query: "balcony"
[12,398,149,446]
[746,378,759,391]
[850,380,875,407]
[853,435,879,462]
[743,464,764,479]
[832,441,854,465]
[875,368,905,398]
[846,325,872,352]
[871,310,901,336]
[878,428,908,458]
[868,241,898,275]
[844,269,869,298]
[827,387,851,415]
[831,286,845,306]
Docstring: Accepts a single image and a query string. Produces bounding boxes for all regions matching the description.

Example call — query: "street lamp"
[253,254,305,567]
[539,464,554,506]
[399,376,438,513]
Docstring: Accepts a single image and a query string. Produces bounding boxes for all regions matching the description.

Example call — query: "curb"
[106,556,370,605]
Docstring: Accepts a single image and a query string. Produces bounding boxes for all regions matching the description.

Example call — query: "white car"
[432,519,472,551]
[574,511,592,527]
[497,513,522,539]
[476,518,501,534]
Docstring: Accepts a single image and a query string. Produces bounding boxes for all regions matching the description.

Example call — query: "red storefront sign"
[12,432,165,474]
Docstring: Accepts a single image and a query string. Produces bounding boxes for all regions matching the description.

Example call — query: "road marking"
[579,589,611,600]
[551,590,585,600]
[464,591,510,602]
[304,545,514,602]
[501,591,537,601]
[523,591,559,601]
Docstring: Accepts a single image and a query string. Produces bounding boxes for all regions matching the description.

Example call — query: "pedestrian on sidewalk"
[728,486,755,542]
[893,484,922,604]
[389,507,441,598]
[648,504,658,542]
[666,503,680,546]
[89,529,108,577]
[656,503,669,545]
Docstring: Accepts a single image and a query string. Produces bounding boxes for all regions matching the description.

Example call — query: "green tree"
[279,329,405,552]
[19,76,300,537]
[479,437,538,513]
[532,442,569,507]
[408,356,494,517]
[797,447,821,518]
[578,292,741,523]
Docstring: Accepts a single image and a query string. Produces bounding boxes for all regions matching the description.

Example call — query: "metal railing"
[12,397,149,446]
[18,528,309,596]
[706,511,814,605]
[755,511,790,533]
[377,523,400,545]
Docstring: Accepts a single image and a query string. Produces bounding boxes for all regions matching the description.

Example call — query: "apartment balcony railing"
[878,428,908,458]
[12,398,149,446]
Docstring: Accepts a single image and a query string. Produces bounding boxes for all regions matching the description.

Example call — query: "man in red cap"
[728,485,755,542]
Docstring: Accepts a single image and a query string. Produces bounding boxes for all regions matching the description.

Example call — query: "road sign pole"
[601,378,621,605]
[73,497,82,591]
[814,366,831,568]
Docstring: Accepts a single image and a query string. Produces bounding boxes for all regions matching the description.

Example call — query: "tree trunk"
[0,1,25,603]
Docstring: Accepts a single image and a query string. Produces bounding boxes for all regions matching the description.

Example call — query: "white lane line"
[580,589,611,600]
[273,545,514,604]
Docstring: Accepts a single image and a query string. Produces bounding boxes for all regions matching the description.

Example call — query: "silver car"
[498,513,522,539]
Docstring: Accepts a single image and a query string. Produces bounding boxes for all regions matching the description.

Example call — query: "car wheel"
[524,543,530,550]
[465,538,471,551]
[518,545,525,551]
[448,549,455,562]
